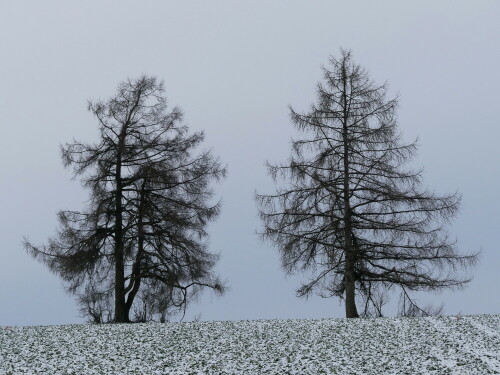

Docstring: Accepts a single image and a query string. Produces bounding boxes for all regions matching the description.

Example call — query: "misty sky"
[1,1,499,326]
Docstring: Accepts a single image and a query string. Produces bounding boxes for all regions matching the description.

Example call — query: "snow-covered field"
[1,315,498,374]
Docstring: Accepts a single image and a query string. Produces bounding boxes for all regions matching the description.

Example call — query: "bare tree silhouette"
[256,50,478,318]
[25,76,226,322]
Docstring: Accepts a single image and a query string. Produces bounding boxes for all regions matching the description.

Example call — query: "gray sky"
[1,1,499,326]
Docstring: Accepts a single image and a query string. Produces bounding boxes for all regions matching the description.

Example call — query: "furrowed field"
[1,315,498,374]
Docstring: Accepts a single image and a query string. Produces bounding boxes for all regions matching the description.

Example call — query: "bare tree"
[25,76,226,323]
[256,50,478,318]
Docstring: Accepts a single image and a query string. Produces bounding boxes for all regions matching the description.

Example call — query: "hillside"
[1,315,498,374]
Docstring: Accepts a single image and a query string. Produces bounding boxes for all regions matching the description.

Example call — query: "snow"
[1,315,498,374]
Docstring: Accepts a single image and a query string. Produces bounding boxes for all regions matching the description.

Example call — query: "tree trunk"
[341,61,359,318]
[114,175,125,322]
[123,234,143,322]
[114,96,142,323]
[114,132,126,323]
[344,253,359,318]
[124,180,146,322]
[124,276,141,322]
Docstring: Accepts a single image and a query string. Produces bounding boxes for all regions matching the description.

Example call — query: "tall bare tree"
[25,76,226,323]
[256,50,478,318]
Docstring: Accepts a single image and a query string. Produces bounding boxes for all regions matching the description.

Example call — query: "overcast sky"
[1,1,499,326]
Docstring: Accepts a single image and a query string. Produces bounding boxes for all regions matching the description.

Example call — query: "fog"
[0,1,498,325]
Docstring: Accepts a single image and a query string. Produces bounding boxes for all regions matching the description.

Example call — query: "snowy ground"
[0,315,498,374]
